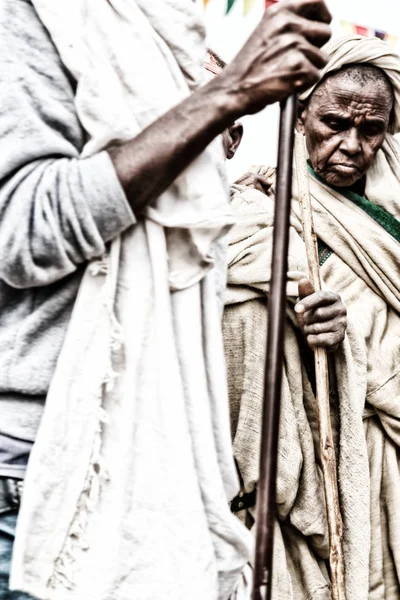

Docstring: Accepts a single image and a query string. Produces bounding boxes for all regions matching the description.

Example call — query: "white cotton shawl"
[10,2,252,599]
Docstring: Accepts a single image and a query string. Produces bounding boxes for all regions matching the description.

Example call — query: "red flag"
[354,24,370,37]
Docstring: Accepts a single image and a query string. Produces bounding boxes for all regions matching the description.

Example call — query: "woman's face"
[297,74,393,188]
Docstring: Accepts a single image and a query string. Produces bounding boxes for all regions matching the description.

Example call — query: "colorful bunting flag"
[375,30,386,40]
[385,34,399,49]
[354,24,371,37]
[243,0,256,16]
[205,0,399,52]
[226,0,238,14]
[340,20,354,35]
[205,0,274,15]
[339,19,399,52]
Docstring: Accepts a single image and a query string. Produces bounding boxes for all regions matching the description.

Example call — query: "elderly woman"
[224,35,400,600]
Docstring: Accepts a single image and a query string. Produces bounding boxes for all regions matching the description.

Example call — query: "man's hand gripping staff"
[108,0,331,216]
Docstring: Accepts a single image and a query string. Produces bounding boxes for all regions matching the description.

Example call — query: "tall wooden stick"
[252,95,298,600]
[294,131,346,600]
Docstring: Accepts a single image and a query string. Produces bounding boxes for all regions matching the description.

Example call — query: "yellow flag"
[385,34,399,49]
[203,0,210,7]
[340,20,355,35]
[243,0,256,15]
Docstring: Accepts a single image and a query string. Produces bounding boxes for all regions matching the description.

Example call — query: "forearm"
[107,0,332,215]
[108,77,236,214]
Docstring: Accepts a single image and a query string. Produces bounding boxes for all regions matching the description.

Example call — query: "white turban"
[300,35,400,134]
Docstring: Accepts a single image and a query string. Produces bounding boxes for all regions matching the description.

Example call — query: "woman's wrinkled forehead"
[309,65,394,121]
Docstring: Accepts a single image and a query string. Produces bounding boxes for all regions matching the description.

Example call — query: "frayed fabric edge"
[46,241,123,596]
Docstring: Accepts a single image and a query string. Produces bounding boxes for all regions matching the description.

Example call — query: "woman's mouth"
[330,163,360,174]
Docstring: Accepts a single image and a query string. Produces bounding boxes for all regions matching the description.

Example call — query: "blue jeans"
[0,511,33,599]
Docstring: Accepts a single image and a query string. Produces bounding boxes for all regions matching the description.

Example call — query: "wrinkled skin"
[232,169,348,350]
[297,75,393,188]
[291,73,392,348]
[235,70,395,350]
[295,279,347,351]
[109,0,331,213]
[233,167,347,350]
[222,0,332,115]
[234,172,273,193]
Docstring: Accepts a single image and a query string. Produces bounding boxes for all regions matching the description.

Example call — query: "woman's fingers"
[306,331,344,352]
[303,318,346,335]
[295,284,347,351]
[302,303,347,325]
[298,278,315,299]
[295,289,341,314]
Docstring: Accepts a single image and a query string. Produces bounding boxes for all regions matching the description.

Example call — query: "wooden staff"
[252,95,298,600]
[294,131,346,600]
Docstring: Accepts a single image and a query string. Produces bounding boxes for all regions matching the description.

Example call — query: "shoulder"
[0,0,83,165]
[1,1,51,51]
[0,0,75,94]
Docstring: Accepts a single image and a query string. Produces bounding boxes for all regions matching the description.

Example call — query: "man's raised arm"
[109,0,331,213]
[0,0,330,289]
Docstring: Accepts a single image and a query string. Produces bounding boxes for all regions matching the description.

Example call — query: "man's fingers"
[235,173,249,184]
[235,173,272,193]
[289,0,332,25]
[253,174,272,192]
[267,34,326,89]
[297,21,332,52]
[257,174,273,189]
[275,12,331,50]
[239,176,258,188]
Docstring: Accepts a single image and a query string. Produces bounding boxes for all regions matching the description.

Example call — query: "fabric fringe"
[48,255,121,594]
[48,406,109,593]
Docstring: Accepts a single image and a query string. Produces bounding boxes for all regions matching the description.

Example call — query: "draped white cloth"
[10,1,252,599]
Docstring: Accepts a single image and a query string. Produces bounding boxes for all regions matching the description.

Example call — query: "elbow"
[0,245,77,289]
[0,157,110,288]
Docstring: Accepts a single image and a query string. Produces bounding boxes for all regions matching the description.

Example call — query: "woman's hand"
[295,278,347,352]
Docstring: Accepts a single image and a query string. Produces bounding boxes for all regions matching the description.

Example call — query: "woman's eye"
[325,120,345,131]
[364,126,384,136]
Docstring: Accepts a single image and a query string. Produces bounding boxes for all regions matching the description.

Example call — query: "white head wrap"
[300,35,400,134]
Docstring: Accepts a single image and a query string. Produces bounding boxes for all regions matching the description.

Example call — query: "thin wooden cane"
[294,131,346,600]
[252,95,298,600]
